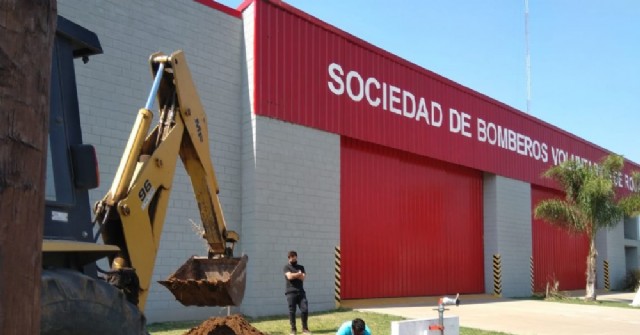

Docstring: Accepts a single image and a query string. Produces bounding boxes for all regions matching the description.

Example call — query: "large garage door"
[532,186,589,292]
[341,138,484,299]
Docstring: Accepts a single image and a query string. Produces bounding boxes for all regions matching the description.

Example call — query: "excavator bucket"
[159,255,248,306]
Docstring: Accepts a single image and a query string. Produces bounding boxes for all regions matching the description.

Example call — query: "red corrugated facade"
[341,138,484,298]
[531,186,589,292]
[252,0,639,193]
[243,0,637,299]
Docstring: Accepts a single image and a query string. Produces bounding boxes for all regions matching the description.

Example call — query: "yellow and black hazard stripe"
[335,246,341,307]
[604,260,610,291]
[493,254,502,296]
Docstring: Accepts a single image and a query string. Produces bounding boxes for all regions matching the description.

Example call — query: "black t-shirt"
[283,263,306,294]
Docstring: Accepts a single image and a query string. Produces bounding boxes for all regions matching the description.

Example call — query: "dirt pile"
[184,314,264,335]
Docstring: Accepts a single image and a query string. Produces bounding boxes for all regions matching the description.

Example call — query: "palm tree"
[534,154,640,301]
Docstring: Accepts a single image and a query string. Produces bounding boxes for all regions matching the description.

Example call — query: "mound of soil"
[184,314,264,335]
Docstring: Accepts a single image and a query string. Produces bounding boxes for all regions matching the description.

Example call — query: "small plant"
[544,276,567,300]
[623,269,640,292]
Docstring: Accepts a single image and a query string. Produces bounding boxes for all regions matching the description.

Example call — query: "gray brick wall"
[483,174,533,297]
[241,116,341,317]
[624,217,640,273]
[58,0,245,323]
[624,216,639,240]
[596,221,626,290]
[240,2,341,317]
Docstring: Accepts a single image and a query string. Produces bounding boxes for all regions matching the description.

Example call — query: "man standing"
[284,250,310,335]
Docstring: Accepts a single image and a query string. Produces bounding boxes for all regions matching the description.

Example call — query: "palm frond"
[536,154,634,236]
[534,199,587,233]
[600,154,624,176]
[619,195,640,217]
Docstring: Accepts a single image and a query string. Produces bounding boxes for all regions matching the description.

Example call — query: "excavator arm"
[93,51,246,311]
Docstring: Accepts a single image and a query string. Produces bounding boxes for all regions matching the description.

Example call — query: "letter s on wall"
[328,63,345,95]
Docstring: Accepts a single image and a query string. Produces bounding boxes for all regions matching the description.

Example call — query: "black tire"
[41,268,147,335]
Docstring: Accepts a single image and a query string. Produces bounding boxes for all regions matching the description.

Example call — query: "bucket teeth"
[159,255,248,306]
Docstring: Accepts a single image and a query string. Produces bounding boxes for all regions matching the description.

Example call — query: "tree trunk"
[585,236,598,301]
[0,1,57,334]
[632,283,640,307]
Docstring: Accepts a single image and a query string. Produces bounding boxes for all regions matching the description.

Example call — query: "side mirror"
[70,144,99,189]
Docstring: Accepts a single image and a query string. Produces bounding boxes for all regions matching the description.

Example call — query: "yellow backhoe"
[92,50,247,310]
[41,18,246,334]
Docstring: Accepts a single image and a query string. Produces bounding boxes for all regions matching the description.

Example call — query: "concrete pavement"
[343,291,640,335]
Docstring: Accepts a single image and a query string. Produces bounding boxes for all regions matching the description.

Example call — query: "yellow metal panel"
[171,51,219,193]
[170,51,230,253]
[108,108,154,204]
[119,121,184,311]
[42,240,120,253]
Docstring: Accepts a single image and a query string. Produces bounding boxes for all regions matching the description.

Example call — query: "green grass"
[459,329,511,335]
[521,292,637,309]
[543,296,636,309]
[147,308,511,335]
[147,295,637,335]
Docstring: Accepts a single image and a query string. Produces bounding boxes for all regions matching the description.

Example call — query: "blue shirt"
[336,321,371,335]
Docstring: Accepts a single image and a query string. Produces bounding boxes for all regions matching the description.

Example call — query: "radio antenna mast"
[525,0,532,114]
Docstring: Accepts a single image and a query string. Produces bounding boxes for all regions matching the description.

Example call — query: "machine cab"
[44,16,104,269]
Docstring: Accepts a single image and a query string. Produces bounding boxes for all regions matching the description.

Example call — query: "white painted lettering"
[508,130,517,151]
[431,102,443,127]
[551,147,567,165]
[450,108,461,133]
[365,77,381,107]
[541,143,548,162]
[389,85,401,114]
[486,122,497,145]
[327,63,344,95]
[449,109,471,137]
[613,171,623,187]
[460,112,471,137]
[477,118,487,142]
[382,82,387,110]
[403,90,416,118]
[498,125,508,148]
[346,71,364,102]
[416,98,430,124]
[524,136,533,156]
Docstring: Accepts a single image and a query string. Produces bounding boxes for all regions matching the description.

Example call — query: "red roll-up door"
[532,186,589,292]
[340,138,484,299]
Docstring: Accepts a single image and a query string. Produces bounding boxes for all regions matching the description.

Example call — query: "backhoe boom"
[93,51,245,311]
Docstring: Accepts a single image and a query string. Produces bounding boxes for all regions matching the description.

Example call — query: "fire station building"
[58,0,640,322]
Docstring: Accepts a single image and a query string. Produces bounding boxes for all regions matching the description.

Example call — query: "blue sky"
[215,0,640,164]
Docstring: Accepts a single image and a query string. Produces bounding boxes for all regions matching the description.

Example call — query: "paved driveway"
[348,292,640,335]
